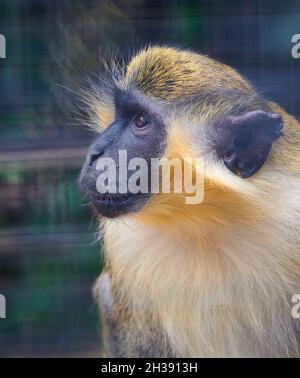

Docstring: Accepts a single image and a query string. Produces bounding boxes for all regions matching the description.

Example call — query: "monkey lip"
[88,190,149,218]
[91,192,135,206]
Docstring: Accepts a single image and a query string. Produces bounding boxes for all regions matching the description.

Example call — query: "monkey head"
[79,46,284,221]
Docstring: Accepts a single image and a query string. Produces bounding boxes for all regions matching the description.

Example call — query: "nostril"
[88,151,104,167]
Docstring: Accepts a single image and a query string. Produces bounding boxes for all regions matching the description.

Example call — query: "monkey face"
[79,46,284,220]
[79,90,167,218]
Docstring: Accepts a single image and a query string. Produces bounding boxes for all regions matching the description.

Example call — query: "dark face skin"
[79,90,167,218]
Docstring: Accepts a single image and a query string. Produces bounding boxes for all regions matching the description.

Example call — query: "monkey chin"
[90,191,150,218]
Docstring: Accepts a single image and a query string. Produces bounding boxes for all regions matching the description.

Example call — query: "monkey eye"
[132,113,150,129]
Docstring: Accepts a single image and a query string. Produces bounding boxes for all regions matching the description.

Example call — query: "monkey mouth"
[87,190,149,218]
[91,192,135,206]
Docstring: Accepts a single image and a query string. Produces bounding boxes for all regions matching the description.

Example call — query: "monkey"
[79,46,300,357]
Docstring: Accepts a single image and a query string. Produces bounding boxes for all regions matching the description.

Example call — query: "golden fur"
[92,46,300,357]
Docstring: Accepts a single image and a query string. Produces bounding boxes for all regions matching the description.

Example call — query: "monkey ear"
[214,110,284,178]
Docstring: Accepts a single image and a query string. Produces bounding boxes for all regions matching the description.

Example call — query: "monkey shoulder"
[94,272,173,357]
[94,272,125,357]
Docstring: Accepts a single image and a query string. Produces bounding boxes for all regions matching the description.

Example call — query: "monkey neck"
[103,192,300,357]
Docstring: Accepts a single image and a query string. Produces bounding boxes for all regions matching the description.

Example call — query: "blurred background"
[0,0,300,357]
